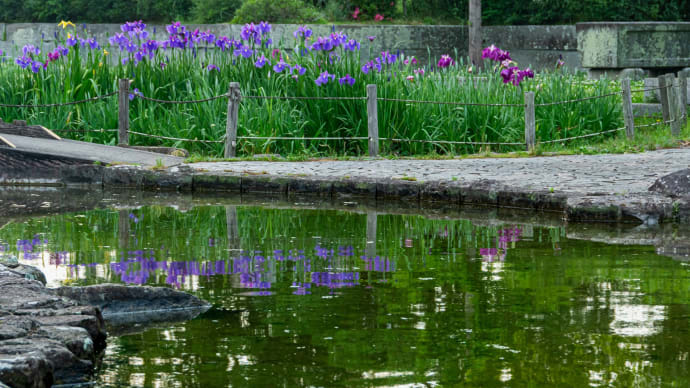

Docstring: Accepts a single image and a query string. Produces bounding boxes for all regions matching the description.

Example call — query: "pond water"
[1,204,689,387]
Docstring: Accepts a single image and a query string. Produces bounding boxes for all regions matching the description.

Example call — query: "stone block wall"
[0,23,579,70]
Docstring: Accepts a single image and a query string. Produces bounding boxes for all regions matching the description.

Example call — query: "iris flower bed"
[0,21,623,156]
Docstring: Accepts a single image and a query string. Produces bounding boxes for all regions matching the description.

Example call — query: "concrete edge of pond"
[0,262,209,388]
[37,162,690,225]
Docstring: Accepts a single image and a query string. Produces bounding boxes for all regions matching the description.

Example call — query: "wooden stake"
[118,78,130,145]
[621,78,635,139]
[524,91,536,151]
[469,0,482,69]
[225,82,241,158]
[367,84,379,157]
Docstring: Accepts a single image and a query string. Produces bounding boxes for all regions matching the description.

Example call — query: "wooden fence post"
[118,78,129,145]
[658,74,671,122]
[469,0,482,69]
[620,78,635,139]
[225,82,241,158]
[524,91,536,152]
[367,84,379,157]
[365,211,377,259]
[670,78,683,137]
[679,72,688,127]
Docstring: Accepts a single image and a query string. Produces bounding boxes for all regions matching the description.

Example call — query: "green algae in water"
[1,206,690,387]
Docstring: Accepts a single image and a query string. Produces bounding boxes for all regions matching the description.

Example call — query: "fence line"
[538,127,624,144]
[377,97,524,108]
[239,136,369,141]
[129,130,225,144]
[534,91,621,107]
[0,91,117,108]
[136,93,230,105]
[380,138,524,146]
[2,73,685,157]
[52,128,118,134]
[244,95,366,101]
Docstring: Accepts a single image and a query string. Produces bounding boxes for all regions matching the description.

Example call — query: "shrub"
[191,0,243,23]
[231,0,325,24]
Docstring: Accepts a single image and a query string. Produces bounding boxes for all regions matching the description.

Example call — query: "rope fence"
[377,97,524,107]
[1,72,686,157]
[0,91,117,108]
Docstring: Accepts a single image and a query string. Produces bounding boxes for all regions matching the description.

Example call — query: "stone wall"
[0,23,579,70]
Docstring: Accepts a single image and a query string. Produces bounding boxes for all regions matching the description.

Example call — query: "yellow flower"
[103,49,109,56]
[58,20,75,29]
[98,62,103,67]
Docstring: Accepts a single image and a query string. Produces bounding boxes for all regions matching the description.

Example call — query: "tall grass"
[0,22,623,156]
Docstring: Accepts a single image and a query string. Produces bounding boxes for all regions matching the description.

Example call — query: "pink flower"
[352,7,360,20]
[406,75,415,82]
[374,14,384,22]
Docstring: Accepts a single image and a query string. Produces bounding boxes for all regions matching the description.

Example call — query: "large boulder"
[0,264,106,388]
[649,169,690,198]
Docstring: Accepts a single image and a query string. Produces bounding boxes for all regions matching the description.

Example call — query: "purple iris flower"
[134,49,146,64]
[380,51,397,64]
[254,54,269,68]
[66,35,78,47]
[273,58,289,73]
[207,64,220,72]
[159,62,167,69]
[240,23,261,43]
[344,39,360,51]
[437,54,455,68]
[233,45,253,58]
[22,45,40,56]
[30,61,42,73]
[310,37,334,51]
[291,65,306,76]
[87,38,99,50]
[15,56,31,69]
[315,71,335,86]
[367,36,376,42]
[166,22,185,36]
[57,45,69,56]
[293,25,312,40]
[122,20,148,39]
[338,74,356,86]
[143,40,159,53]
[47,50,60,62]
[482,45,511,62]
[258,21,271,36]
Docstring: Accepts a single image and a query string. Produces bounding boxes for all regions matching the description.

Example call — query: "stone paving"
[191,149,690,198]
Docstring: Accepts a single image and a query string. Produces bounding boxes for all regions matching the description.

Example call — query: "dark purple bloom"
[437,54,454,68]
[291,64,306,76]
[233,45,253,58]
[310,36,334,51]
[30,61,42,73]
[207,64,220,72]
[367,36,376,42]
[272,58,288,73]
[87,38,99,50]
[22,45,40,56]
[482,45,511,62]
[159,62,167,69]
[66,34,78,47]
[240,23,261,43]
[15,55,31,69]
[343,39,360,51]
[57,45,69,56]
[143,40,159,53]
[254,54,269,68]
[315,71,335,86]
[128,88,141,100]
[338,74,356,86]
[293,25,312,40]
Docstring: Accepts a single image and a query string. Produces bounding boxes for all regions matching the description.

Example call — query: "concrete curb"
[47,164,690,224]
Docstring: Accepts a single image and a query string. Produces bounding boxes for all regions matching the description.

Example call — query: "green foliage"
[0,0,193,23]
[231,0,325,24]
[191,0,243,23]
